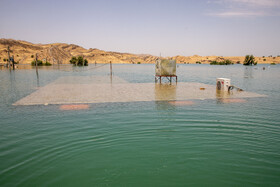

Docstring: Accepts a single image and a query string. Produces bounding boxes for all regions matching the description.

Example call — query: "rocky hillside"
[0,39,158,65]
[0,39,279,65]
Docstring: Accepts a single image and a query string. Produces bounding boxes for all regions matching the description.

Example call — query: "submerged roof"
[14,76,265,106]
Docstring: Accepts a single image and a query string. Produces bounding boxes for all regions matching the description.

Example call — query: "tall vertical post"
[35,53,38,74]
[7,46,11,70]
[12,55,15,70]
[35,53,39,86]
[110,61,112,76]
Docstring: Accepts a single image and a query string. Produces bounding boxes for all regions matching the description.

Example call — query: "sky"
[0,0,279,57]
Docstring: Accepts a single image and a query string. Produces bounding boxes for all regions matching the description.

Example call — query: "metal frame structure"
[155,75,177,84]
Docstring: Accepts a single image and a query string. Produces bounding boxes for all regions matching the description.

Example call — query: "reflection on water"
[154,83,177,101]
[154,83,177,110]
[244,66,254,78]
[216,89,247,103]
[216,89,231,103]
[155,101,176,111]
[36,71,40,87]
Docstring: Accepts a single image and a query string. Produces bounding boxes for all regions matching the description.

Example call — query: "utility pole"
[7,46,11,70]
[12,55,15,70]
[110,61,112,77]
[35,53,38,75]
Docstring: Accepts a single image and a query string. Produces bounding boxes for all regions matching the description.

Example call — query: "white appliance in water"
[216,78,231,91]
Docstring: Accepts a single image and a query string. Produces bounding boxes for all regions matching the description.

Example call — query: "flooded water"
[0,64,280,186]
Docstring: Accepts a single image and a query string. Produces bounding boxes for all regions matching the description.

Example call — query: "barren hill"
[0,39,279,65]
[0,39,158,65]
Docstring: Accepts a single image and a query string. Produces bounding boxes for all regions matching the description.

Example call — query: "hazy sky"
[0,0,279,57]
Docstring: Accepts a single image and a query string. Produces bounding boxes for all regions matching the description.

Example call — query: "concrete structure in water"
[13,75,265,106]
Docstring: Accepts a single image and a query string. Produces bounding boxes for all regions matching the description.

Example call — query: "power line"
[52,62,110,72]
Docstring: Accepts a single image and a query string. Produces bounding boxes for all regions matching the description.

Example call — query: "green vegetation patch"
[210,59,233,65]
[31,60,52,66]
[70,56,88,66]
[243,55,257,66]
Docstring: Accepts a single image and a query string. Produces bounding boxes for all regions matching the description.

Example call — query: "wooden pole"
[35,53,38,75]
[7,46,11,70]
[12,55,15,70]
[35,54,39,86]
[110,61,112,76]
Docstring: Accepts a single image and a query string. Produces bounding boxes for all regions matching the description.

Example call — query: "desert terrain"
[0,39,279,65]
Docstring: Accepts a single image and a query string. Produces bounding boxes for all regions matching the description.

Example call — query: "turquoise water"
[0,64,280,186]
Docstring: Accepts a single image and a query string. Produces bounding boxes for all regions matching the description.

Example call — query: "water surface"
[0,64,279,186]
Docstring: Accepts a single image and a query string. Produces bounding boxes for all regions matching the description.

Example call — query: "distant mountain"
[0,39,278,65]
[0,39,158,64]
